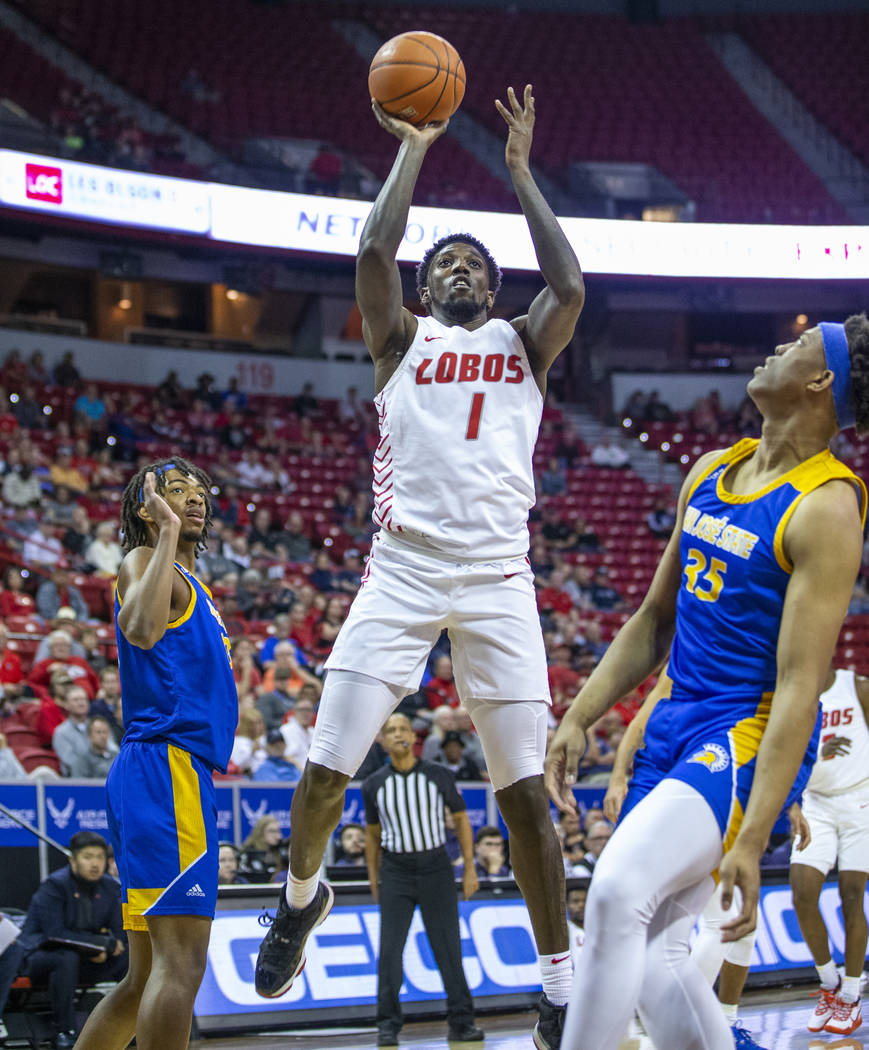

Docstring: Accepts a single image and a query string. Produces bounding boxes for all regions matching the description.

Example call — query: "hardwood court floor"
[189,987,868,1049]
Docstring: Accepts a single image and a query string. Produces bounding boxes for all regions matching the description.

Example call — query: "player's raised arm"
[356,105,448,371]
[497,85,585,382]
[720,479,864,939]
[116,471,181,649]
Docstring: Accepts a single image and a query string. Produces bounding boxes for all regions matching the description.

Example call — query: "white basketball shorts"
[791,782,869,875]
[325,531,551,703]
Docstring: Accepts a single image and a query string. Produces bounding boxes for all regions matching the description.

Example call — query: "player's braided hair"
[120,456,213,556]
[845,312,869,436]
[416,233,502,303]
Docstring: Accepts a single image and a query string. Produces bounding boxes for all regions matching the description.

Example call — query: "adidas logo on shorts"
[186,883,206,898]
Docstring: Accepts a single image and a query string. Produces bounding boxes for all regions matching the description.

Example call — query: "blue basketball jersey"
[669,438,866,705]
[115,562,237,771]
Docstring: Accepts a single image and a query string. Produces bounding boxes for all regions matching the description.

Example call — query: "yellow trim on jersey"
[771,457,867,572]
[684,442,750,506]
[166,566,196,629]
[721,693,772,853]
[121,903,149,931]
[176,561,214,599]
[125,888,164,920]
[168,744,208,870]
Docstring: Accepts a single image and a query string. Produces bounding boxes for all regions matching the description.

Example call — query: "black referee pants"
[376,846,474,1035]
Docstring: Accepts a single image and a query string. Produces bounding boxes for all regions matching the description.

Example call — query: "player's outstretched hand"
[719,844,760,942]
[370,99,449,147]
[788,802,812,852]
[142,471,181,532]
[603,774,628,824]
[495,84,534,172]
[544,722,587,813]
[821,734,851,759]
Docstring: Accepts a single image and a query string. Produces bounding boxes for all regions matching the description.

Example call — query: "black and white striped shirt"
[361,759,466,854]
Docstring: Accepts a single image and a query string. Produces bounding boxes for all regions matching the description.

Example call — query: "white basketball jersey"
[371,314,543,560]
[806,669,869,796]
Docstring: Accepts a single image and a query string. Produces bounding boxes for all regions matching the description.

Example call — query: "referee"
[362,712,484,1047]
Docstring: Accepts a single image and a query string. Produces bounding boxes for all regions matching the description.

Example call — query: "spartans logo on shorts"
[687,742,730,773]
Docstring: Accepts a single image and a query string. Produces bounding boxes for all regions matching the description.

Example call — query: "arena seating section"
[8,0,857,221]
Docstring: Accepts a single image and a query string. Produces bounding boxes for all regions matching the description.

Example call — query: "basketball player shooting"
[255,83,585,1050]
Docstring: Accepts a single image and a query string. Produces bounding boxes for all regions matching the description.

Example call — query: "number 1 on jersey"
[466,392,485,440]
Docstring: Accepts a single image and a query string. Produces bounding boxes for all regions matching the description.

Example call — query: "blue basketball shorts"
[106,739,218,931]
[620,695,818,853]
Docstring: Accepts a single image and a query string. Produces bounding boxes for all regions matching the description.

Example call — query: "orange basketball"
[368,31,466,126]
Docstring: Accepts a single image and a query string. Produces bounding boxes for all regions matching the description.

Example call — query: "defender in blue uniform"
[74,458,237,1050]
[547,316,869,1050]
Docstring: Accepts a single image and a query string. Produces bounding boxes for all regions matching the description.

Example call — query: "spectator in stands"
[646,498,677,539]
[220,410,248,451]
[331,484,355,524]
[279,694,316,771]
[0,566,36,619]
[338,385,365,426]
[270,510,311,562]
[333,548,363,593]
[566,880,588,964]
[253,730,302,783]
[292,381,318,419]
[258,613,300,665]
[426,655,460,710]
[44,485,79,527]
[221,376,247,411]
[11,384,43,430]
[0,348,27,387]
[232,637,262,699]
[62,505,93,565]
[28,349,50,385]
[308,550,338,593]
[29,632,99,701]
[470,826,511,879]
[422,705,457,760]
[19,830,125,1048]
[256,663,300,732]
[89,447,124,491]
[570,820,612,877]
[588,566,626,611]
[435,731,483,781]
[84,521,123,577]
[691,392,720,436]
[312,597,347,658]
[247,507,275,553]
[154,369,184,408]
[68,715,117,778]
[73,384,106,426]
[34,671,72,746]
[0,729,26,777]
[335,824,366,867]
[36,566,88,622]
[236,448,271,490]
[34,608,84,664]
[539,505,579,551]
[52,351,81,390]
[90,665,123,745]
[590,431,631,469]
[52,685,110,774]
[217,843,246,885]
[580,619,609,662]
[2,458,42,507]
[24,523,66,571]
[735,394,762,436]
[229,708,267,777]
[562,830,586,875]
[540,456,567,496]
[0,622,24,702]
[238,816,286,882]
[78,627,106,675]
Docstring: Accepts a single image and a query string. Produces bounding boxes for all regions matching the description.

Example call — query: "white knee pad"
[307,670,406,777]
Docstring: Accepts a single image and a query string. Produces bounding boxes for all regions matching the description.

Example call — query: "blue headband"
[820,322,855,430]
[138,462,178,503]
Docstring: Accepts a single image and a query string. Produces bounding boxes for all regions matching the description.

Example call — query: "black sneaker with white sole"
[533,993,566,1050]
[254,881,334,998]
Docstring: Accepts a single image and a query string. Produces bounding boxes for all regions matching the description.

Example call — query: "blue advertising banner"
[215,785,235,843]
[0,783,38,845]
[44,783,109,846]
[238,785,294,840]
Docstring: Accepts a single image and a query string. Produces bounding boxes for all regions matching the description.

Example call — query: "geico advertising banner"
[195,881,863,1027]
[0,150,210,233]
[195,897,541,1024]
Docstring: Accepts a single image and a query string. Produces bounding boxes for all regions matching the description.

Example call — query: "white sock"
[285,870,319,910]
[842,975,861,1002]
[720,1002,738,1022]
[817,959,840,990]
[539,953,573,1007]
